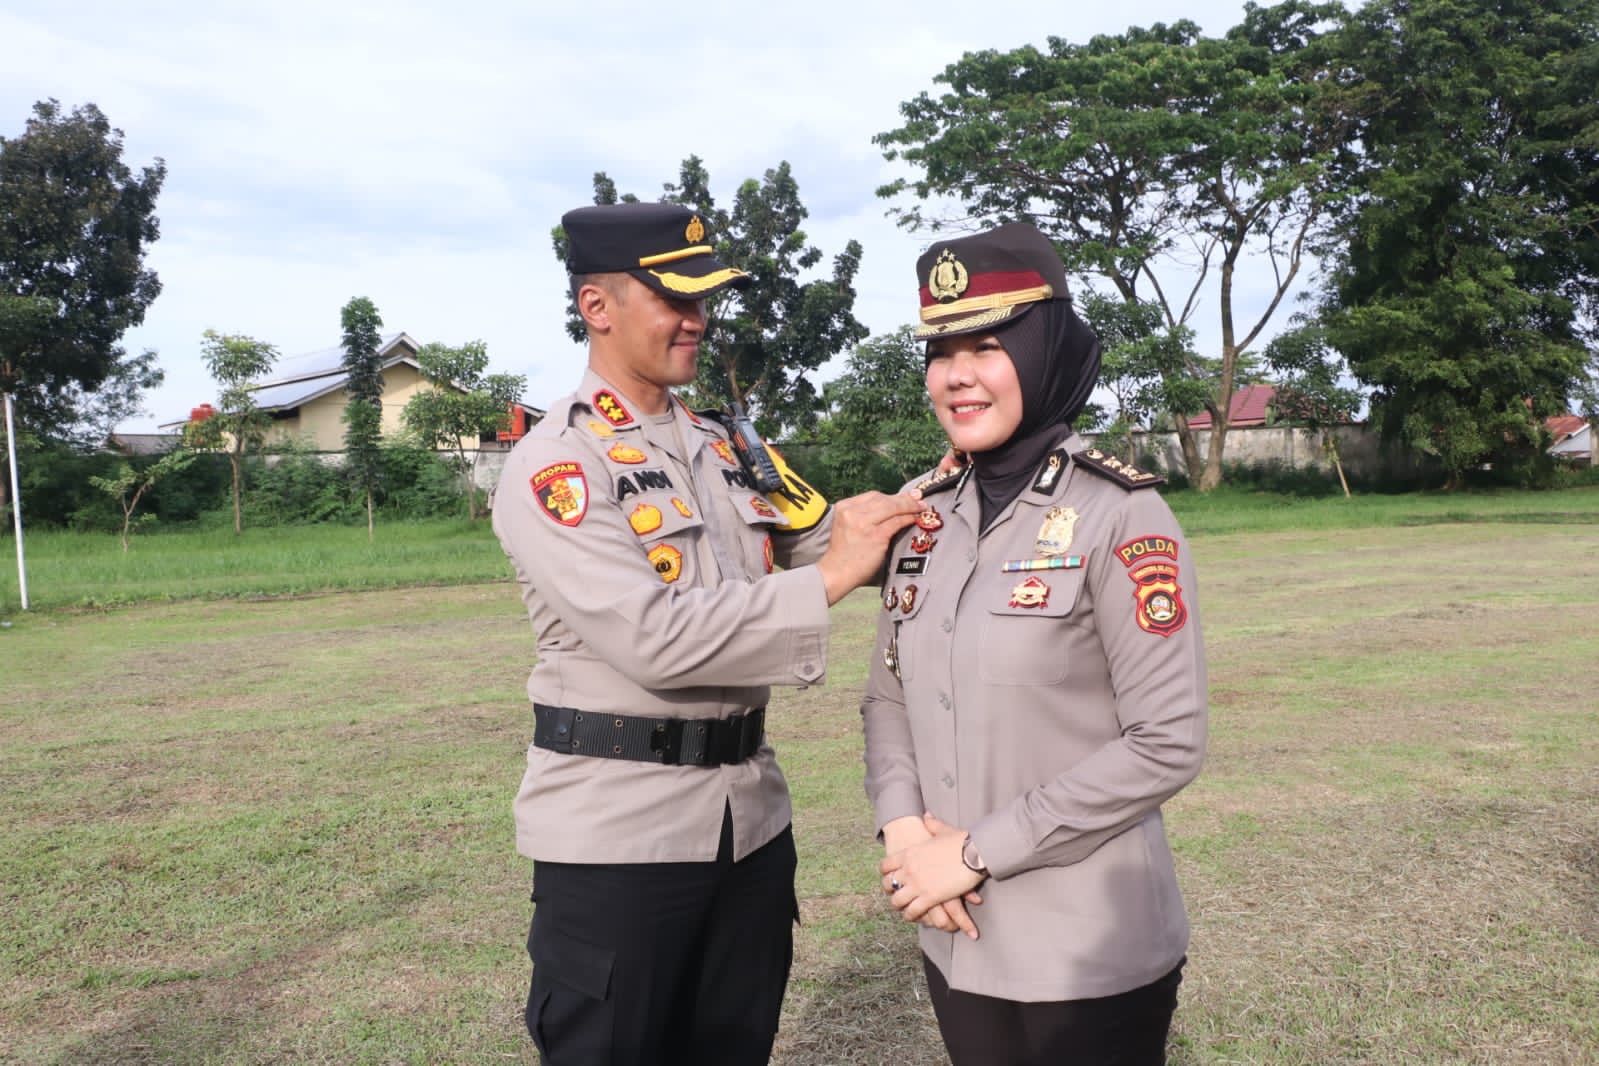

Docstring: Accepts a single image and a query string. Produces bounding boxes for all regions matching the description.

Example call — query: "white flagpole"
[4,391,27,610]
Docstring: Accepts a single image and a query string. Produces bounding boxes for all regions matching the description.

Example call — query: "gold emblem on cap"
[685,215,706,242]
[928,249,970,303]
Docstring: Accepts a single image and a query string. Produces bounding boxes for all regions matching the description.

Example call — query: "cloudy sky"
[2,0,1302,432]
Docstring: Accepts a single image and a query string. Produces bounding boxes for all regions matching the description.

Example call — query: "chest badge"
[670,497,694,518]
[910,530,937,554]
[900,584,919,612]
[749,496,778,519]
[648,543,684,583]
[884,633,901,681]
[711,440,737,465]
[628,503,663,536]
[1035,506,1080,557]
[884,585,898,612]
[915,507,944,531]
[586,420,615,438]
[607,442,647,465]
[1008,576,1051,609]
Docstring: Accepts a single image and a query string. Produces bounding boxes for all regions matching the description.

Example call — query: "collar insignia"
[1032,449,1067,494]
[593,390,634,427]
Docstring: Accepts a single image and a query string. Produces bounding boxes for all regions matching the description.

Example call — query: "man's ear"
[576,282,612,334]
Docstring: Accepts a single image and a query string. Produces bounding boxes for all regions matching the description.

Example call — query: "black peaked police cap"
[563,202,751,300]
[913,222,1071,339]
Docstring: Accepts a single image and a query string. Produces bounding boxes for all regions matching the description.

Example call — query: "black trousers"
[524,810,797,1066]
[924,954,1185,1066]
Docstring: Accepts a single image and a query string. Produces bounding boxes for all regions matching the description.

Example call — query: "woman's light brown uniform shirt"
[863,432,1207,1002]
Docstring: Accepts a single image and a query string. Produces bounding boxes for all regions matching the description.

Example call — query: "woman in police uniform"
[862,222,1208,1065]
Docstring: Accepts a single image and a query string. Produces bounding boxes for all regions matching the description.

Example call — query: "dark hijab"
[964,299,1102,531]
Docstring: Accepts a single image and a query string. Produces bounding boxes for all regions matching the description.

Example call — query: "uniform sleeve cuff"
[774,566,829,684]
[971,808,1034,881]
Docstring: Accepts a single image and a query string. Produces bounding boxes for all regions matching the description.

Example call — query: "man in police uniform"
[492,201,923,1065]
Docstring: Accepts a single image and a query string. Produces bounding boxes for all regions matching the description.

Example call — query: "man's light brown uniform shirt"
[493,369,832,865]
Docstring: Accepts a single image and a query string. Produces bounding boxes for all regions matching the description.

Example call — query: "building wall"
[1120,425,1440,482]
[263,364,476,451]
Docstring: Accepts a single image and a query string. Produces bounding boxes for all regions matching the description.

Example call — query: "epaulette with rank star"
[1070,448,1165,489]
[912,462,969,497]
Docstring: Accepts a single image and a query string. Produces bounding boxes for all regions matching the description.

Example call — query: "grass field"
[2,495,1597,1063]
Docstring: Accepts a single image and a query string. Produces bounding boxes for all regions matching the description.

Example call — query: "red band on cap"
[920,269,1048,309]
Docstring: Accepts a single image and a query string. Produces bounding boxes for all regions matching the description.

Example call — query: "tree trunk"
[1199,420,1229,492]
[1172,413,1205,485]
[1327,433,1351,497]
[230,453,242,534]
[457,445,478,521]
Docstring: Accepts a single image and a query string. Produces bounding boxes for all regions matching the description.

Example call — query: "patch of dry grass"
[1,519,1596,1064]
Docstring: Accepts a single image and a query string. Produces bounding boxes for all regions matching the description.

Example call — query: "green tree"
[876,1,1355,490]
[1316,0,1599,489]
[339,297,384,540]
[188,330,277,534]
[400,341,524,521]
[0,100,166,440]
[1264,317,1364,495]
[89,448,196,551]
[820,327,949,491]
[1078,293,1205,467]
[554,158,868,435]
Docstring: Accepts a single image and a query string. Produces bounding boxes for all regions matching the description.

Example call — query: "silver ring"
[890,878,902,891]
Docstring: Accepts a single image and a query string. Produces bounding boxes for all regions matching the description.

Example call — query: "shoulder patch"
[912,462,969,497]
[530,462,588,526]
[765,444,830,534]
[1070,448,1165,490]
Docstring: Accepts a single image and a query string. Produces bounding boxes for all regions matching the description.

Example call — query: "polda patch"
[1127,559,1187,637]
[530,462,588,527]
[1115,534,1179,568]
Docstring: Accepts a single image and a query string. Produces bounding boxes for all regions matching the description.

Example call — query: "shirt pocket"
[624,491,703,586]
[977,568,1088,686]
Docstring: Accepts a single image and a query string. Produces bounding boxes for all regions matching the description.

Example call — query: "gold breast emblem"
[1036,506,1080,557]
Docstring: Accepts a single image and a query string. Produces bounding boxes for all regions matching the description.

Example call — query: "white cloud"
[2,0,1310,430]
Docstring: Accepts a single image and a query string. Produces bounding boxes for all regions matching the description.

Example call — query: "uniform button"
[939,693,951,709]
[941,773,955,788]
[966,548,976,562]
[941,619,953,633]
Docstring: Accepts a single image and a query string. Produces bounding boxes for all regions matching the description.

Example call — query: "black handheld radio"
[724,401,785,494]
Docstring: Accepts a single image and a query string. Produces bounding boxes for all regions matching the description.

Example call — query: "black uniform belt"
[532,704,767,766]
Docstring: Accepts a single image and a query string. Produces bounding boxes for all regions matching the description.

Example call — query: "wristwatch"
[961,834,988,878]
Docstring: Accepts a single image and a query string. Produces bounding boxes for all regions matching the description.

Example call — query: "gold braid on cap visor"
[914,283,1054,338]
[647,266,750,295]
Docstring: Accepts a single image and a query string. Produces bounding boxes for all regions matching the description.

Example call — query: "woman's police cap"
[913,222,1071,339]
[562,203,751,299]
